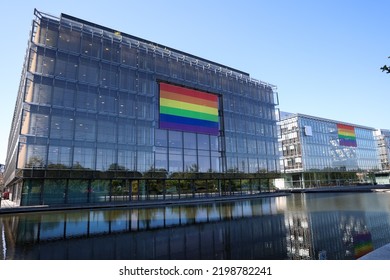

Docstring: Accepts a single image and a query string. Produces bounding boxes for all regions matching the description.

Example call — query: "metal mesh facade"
[4,10,280,206]
[280,113,379,173]
[279,113,380,188]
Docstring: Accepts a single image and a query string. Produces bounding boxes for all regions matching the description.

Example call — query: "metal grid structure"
[4,9,280,206]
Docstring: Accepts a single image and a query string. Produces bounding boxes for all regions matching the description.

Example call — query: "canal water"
[1,192,390,260]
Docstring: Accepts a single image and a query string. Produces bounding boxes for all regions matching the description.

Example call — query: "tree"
[27,156,45,167]
[108,163,127,171]
[381,56,390,74]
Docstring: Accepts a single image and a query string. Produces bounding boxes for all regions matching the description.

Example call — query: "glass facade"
[375,129,390,171]
[374,129,390,184]
[4,10,280,206]
[279,113,380,188]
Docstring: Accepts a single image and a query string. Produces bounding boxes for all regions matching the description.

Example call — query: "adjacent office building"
[0,164,5,192]
[278,112,380,188]
[4,10,280,206]
[375,129,390,171]
[374,129,390,184]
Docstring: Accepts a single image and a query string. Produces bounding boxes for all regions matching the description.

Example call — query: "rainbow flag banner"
[337,124,357,147]
[159,82,219,135]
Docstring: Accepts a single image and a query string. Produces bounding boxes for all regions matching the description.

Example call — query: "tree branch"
[381,65,390,74]
[381,57,390,74]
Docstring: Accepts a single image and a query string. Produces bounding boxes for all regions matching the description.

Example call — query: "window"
[100,63,118,88]
[81,34,101,58]
[156,56,170,75]
[137,96,153,120]
[50,115,74,140]
[197,134,209,150]
[155,129,168,147]
[138,50,154,71]
[184,132,196,149]
[169,130,182,148]
[168,152,183,172]
[248,158,259,173]
[137,125,153,146]
[119,68,135,91]
[155,151,168,171]
[77,86,97,111]
[37,20,58,48]
[237,137,247,153]
[55,52,68,78]
[118,150,135,171]
[96,148,116,170]
[118,120,135,144]
[198,154,210,172]
[247,138,257,154]
[98,89,117,114]
[58,27,80,53]
[137,151,153,172]
[52,81,75,108]
[75,117,96,141]
[35,50,55,76]
[118,92,136,117]
[211,152,220,172]
[29,113,49,137]
[138,73,153,95]
[48,146,71,168]
[120,43,137,66]
[102,38,112,61]
[32,80,52,105]
[73,147,95,169]
[79,58,99,84]
[184,149,197,172]
[97,118,117,143]
[26,145,47,167]
[66,56,79,80]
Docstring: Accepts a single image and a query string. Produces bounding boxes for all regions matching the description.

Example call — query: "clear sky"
[1,0,389,163]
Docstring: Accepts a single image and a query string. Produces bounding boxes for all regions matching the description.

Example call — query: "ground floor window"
[17,177,276,206]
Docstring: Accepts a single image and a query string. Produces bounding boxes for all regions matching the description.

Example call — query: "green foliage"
[381,56,390,74]
[108,163,127,171]
[381,65,390,73]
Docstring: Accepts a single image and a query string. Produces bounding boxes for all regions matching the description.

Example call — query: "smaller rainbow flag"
[337,124,357,147]
[159,83,219,135]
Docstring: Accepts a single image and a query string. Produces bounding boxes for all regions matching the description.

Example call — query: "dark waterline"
[1,192,390,260]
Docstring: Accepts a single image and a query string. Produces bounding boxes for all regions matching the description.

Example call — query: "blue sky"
[1,0,389,163]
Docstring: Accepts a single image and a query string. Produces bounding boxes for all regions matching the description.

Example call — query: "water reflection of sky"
[1,192,390,260]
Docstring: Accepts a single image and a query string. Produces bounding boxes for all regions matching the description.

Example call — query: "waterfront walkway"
[2,184,390,214]
[359,243,390,260]
[287,184,390,193]
[1,198,17,208]
[0,192,287,214]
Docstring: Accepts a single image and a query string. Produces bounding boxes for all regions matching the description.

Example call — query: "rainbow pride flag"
[337,124,357,147]
[159,83,219,135]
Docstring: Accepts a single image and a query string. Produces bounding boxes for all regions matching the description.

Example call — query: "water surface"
[1,192,390,260]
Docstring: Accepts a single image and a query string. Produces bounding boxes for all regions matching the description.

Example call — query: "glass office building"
[279,113,380,188]
[374,129,390,184]
[375,129,390,171]
[4,10,280,206]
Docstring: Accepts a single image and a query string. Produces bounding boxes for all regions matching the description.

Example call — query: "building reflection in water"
[1,193,390,260]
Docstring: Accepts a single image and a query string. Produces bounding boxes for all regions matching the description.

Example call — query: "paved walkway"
[289,184,390,193]
[359,243,390,260]
[0,198,17,209]
[0,192,288,214]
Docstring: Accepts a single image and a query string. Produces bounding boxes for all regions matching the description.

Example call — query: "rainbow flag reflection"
[353,232,373,259]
